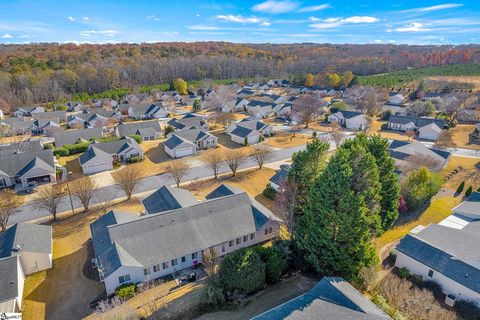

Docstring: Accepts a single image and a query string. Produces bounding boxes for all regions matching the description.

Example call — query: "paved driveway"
[89,171,115,188]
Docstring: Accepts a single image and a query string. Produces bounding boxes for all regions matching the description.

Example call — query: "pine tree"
[295,149,378,279]
[457,181,465,194]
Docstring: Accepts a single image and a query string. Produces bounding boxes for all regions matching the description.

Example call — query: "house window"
[144,267,151,275]
[171,259,178,266]
[229,240,234,247]
[265,227,273,235]
[181,256,186,263]
[162,262,169,269]
[118,274,131,284]
[191,252,198,260]
[153,264,161,272]
[250,233,255,240]
[244,235,248,242]
[0,179,5,187]
[222,243,225,253]
[428,269,434,278]
[236,238,241,245]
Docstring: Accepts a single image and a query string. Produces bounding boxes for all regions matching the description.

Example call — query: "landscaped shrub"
[397,267,410,279]
[454,299,480,320]
[402,167,443,210]
[382,110,392,121]
[254,245,287,285]
[262,184,276,200]
[128,134,142,144]
[244,137,249,146]
[164,125,175,137]
[43,143,54,150]
[312,131,317,138]
[456,181,465,194]
[465,186,473,197]
[127,156,144,163]
[200,276,225,308]
[218,248,266,296]
[371,294,407,320]
[398,196,408,214]
[53,147,69,157]
[64,141,90,155]
[115,283,136,300]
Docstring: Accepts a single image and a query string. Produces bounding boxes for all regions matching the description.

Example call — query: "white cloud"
[298,4,330,13]
[1,33,13,39]
[309,16,321,22]
[187,25,221,30]
[196,14,200,17]
[309,16,378,29]
[216,14,270,26]
[80,29,118,37]
[147,15,160,21]
[395,22,431,32]
[252,0,300,14]
[400,3,463,13]
[374,39,382,43]
[67,16,75,22]
[82,17,90,21]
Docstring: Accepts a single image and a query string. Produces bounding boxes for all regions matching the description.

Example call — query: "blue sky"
[0,0,479,44]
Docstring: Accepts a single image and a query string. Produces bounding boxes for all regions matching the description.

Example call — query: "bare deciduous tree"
[137,281,166,317]
[434,130,456,150]
[0,190,23,232]
[293,93,325,128]
[224,149,245,177]
[402,154,441,173]
[405,130,416,141]
[113,166,141,200]
[166,160,189,187]
[253,145,272,170]
[330,121,343,148]
[210,112,237,128]
[206,85,238,111]
[274,178,298,240]
[9,134,32,154]
[203,247,219,275]
[70,176,97,211]
[347,86,386,116]
[201,149,224,179]
[32,186,66,220]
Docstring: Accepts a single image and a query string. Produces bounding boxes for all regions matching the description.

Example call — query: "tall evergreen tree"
[288,138,329,207]
[295,149,378,279]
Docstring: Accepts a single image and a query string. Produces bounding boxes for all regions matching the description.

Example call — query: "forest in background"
[1,42,480,106]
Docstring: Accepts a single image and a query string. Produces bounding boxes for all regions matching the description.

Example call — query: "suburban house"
[78,137,143,174]
[328,110,368,130]
[237,89,256,97]
[0,140,43,156]
[267,79,291,87]
[127,104,167,120]
[116,120,162,141]
[159,91,182,104]
[121,93,153,105]
[54,127,104,147]
[0,223,53,313]
[32,119,62,136]
[246,100,275,118]
[90,184,281,295]
[252,277,389,320]
[164,128,217,158]
[0,149,57,188]
[142,185,199,214]
[67,110,122,128]
[13,106,45,117]
[389,93,405,106]
[227,118,273,145]
[269,165,290,192]
[395,192,480,307]
[167,113,208,131]
[32,110,67,123]
[224,98,249,113]
[388,140,450,173]
[387,115,446,141]
[61,101,84,112]
[91,99,119,109]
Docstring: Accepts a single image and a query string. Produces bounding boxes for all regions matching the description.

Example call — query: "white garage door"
[82,162,113,175]
[175,147,193,158]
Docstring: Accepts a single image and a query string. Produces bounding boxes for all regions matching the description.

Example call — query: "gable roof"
[0,149,55,177]
[205,184,243,199]
[54,127,103,147]
[252,277,389,320]
[0,256,19,305]
[388,139,450,162]
[79,145,112,165]
[116,120,162,138]
[0,223,52,259]
[452,191,480,220]
[337,110,364,119]
[0,140,43,155]
[397,224,480,294]
[142,185,198,214]
[32,111,66,121]
[167,115,206,130]
[388,115,446,129]
[169,128,216,145]
[128,104,165,116]
[270,165,290,186]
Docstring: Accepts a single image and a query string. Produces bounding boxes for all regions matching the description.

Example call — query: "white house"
[387,115,446,141]
[328,110,367,130]
[388,139,450,173]
[115,120,162,141]
[418,122,443,141]
[246,100,275,119]
[167,113,208,131]
[165,128,217,158]
[389,93,405,106]
[127,104,167,120]
[269,165,290,192]
[79,137,143,174]
[90,184,281,295]
[227,119,273,145]
[13,106,45,117]
[395,196,480,308]
[0,223,53,313]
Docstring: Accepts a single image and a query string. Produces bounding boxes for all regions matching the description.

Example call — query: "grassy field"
[266,132,311,148]
[449,124,479,150]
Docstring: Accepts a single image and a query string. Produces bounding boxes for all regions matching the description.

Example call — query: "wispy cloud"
[1,34,13,39]
[252,0,300,14]
[67,16,75,22]
[187,25,221,30]
[400,3,463,13]
[147,15,160,21]
[395,22,431,32]
[216,14,270,26]
[297,4,330,13]
[80,29,118,37]
[310,16,379,29]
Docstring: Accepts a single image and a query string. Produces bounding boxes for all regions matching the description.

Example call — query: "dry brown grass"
[427,76,480,92]
[56,154,83,176]
[449,124,479,150]
[308,121,335,132]
[442,155,480,191]
[370,119,410,141]
[266,132,310,148]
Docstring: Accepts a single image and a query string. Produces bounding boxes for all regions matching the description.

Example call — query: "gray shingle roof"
[169,128,215,144]
[79,146,112,165]
[397,224,480,294]
[388,139,450,162]
[0,149,55,177]
[0,256,19,305]
[116,120,161,138]
[338,110,364,119]
[388,115,446,129]
[252,277,389,320]
[0,140,42,155]
[54,127,103,147]
[453,192,480,219]
[142,185,198,214]
[164,134,191,150]
[32,111,66,122]
[168,115,206,131]
[205,184,243,199]
[270,166,290,186]
[0,223,52,258]
[91,189,277,278]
